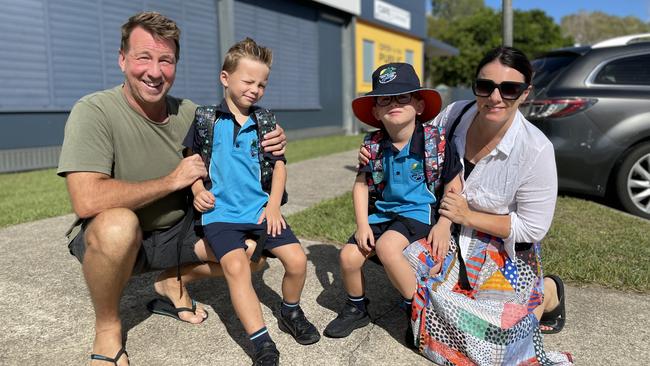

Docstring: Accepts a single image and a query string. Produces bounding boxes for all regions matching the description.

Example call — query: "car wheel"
[616,143,650,219]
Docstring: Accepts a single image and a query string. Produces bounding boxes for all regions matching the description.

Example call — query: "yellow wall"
[355,21,424,95]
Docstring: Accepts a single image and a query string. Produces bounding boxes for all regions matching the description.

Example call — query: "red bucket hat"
[352,63,442,129]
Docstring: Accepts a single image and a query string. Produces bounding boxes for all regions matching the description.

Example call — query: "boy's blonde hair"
[222,37,273,73]
[121,11,181,60]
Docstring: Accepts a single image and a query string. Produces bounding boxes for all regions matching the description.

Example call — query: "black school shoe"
[278,307,321,345]
[252,341,280,366]
[323,299,371,338]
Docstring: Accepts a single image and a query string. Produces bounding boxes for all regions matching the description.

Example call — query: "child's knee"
[339,245,364,271]
[282,245,307,275]
[221,251,249,277]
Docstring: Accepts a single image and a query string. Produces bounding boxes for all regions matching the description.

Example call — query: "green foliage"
[431,0,485,20]
[289,193,650,292]
[428,8,573,86]
[561,11,650,45]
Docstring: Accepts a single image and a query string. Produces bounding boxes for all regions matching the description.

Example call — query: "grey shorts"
[67,209,203,275]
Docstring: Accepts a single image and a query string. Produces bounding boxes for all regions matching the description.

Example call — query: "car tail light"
[521,98,597,118]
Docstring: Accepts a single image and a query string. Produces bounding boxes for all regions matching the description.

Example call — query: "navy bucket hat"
[352,63,442,129]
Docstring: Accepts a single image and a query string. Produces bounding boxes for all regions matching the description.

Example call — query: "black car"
[522,34,650,219]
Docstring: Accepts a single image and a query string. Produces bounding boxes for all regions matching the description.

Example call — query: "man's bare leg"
[153,238,265,323]
[84,208,141,366]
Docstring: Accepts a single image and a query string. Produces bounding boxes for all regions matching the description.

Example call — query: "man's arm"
[66,154,207,218]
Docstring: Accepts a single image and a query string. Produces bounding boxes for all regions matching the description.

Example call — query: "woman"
[360,46,571,365]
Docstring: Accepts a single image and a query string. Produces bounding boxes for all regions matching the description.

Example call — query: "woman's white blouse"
[435,101,558,260]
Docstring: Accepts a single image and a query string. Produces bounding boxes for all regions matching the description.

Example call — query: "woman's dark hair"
[475,46,533,84]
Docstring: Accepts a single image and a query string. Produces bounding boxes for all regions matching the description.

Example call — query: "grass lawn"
[288,192,650,293]
[0,134,362,229]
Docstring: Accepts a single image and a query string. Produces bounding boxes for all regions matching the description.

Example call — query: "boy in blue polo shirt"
[324,63,462,343]
[184,38,319,366]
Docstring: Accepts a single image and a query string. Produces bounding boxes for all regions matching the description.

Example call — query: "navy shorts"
[204,222,300,261]
[347,216,431,246]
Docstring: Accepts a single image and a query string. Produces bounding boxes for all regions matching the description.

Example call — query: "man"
[57,12,287,365]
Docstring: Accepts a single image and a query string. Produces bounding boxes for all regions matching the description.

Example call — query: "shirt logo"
[250,139,259,160]
[410,162,424,182]
[378,66,397,84]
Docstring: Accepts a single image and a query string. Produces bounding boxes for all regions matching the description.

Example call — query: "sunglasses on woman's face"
[472,79,529,100]
[375,93,413,107]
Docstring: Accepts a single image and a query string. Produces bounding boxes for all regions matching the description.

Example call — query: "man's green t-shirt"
[57,85,197,231]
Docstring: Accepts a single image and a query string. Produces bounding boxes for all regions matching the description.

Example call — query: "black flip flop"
[90,346,129,365]
[146,298,208,323]
[540,274,566,334]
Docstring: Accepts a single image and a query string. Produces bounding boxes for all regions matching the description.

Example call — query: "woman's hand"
[358,144,370,167]
[354,224,375,255]
[439,188,472,227]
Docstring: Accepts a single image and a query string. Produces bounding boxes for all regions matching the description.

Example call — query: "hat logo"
[378,66,397,84]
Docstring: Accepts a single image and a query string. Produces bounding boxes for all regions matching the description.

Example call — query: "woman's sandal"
[90,346,129,365]
[540,274,566,334]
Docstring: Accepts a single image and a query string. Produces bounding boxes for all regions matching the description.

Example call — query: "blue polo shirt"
[183,101,285,226]
[364,124,461,226]
[198,114,268,225]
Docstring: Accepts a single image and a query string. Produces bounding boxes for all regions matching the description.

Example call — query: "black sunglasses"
[472,79,529,100]
[375,93,413,107]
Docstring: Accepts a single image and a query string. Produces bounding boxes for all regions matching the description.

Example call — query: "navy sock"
[249,326,273,351]
[347,294,367,312]
[281,300,300,317]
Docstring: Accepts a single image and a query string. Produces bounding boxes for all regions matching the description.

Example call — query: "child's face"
[220,57,270,111]
[371,93,424,128]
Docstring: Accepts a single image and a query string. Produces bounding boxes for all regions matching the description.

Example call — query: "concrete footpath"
[0,149,649,365]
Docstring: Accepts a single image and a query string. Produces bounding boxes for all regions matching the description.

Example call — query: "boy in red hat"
[324,63,462,345]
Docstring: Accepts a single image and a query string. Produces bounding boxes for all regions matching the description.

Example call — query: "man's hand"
[354,224,375,255]
[358,144,370,167]
[166,154,207,191]
[261,124,287,156]
[193,190,215,212]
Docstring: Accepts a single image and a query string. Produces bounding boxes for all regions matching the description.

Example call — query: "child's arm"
[352,173,374,254]
[259,160,287,236]
[427,173,462,270]
[191,178,215,212]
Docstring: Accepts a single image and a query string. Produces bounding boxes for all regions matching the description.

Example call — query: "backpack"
[193,105,286,204]
[364,121,448,210]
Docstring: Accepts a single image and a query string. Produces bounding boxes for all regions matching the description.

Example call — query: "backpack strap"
[194,105,219,173]
[363,129,387,212]
[421,122,447,196]
[253,108,288,205]
[421,101,476,197]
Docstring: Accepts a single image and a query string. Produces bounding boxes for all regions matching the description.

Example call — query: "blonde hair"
[222,37,273,73]
[121,11,181,60]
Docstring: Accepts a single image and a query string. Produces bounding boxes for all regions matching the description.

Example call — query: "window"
[405,49,414,65]
[363,40,375,83]
[594,53,650,86]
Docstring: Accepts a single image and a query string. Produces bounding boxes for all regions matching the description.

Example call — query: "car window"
[531,55,579,88]
[594,53,650,86]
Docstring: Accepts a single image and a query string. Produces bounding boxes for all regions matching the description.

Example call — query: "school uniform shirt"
[437,101,558,261]
[362,123,462,226]
[183,103,284,225]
